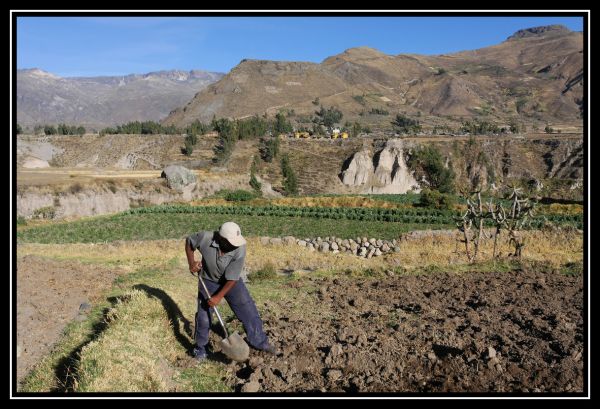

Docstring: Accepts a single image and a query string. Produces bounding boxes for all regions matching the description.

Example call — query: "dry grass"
[18,228,583,276]
[537,203,584,215]
[19,258,230,393]
[17,168,162,187]
[395,229,583,271]
[75,290,180,392]
[190,195,408,209]
[270,196,403,209]
[17,240,184,273]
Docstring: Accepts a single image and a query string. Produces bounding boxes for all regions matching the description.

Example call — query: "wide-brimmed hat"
[219,221,246,247]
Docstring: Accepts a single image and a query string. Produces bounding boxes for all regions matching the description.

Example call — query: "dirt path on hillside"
[228,268,584,393]
[16,255,123,383]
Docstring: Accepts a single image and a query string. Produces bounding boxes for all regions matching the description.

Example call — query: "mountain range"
[162,24,583,129]
[17,69,224,130]
[17,25,583,132]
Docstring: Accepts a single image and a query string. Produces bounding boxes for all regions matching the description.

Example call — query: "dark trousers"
[195,278,269,353]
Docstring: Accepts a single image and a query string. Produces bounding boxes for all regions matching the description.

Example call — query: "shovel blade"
[220,331,249,362]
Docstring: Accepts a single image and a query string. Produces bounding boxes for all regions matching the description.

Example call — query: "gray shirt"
[187,230,246,282]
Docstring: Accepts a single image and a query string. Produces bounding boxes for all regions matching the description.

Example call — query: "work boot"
[259,343,279,356]
[193,347,207,363]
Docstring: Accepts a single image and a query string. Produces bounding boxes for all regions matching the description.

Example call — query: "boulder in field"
[161,165,197,191]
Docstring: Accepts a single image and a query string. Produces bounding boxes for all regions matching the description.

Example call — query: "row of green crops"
[121,204,583,228]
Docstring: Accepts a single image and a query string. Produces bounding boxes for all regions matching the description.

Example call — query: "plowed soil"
[229,268,584,393]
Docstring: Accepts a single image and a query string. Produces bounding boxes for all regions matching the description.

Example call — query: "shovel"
[198,275,250,362]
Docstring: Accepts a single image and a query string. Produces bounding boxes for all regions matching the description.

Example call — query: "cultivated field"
[16,194,584,393]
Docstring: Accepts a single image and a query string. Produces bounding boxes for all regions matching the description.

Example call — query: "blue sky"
[16,16,584,77]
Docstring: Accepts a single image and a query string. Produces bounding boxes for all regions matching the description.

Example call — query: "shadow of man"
[133,284,194,354]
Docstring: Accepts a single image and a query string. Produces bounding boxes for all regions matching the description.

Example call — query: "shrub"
[224,190,257,202]
[353,95,366,106]
[369,108,389,116]
[251,262,277,281]
[391,114,421,134]
[250,174,262,194]
[418,189,456,210]
[17,216,27,226]
[33,206,56,219]
[68,183,84,194]
[107,180,117,194]
[516,97,528,113]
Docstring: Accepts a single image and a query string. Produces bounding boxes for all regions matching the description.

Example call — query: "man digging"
[185,221,278,362]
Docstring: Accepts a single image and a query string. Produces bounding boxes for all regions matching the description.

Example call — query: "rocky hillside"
[19,132,582,198]
[336,137,583,198]
[16,132,583,220]
[17,69,224,130]
[163,25,583,129]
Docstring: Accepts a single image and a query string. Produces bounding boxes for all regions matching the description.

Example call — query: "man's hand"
[189,260,201,275]
[207,295,223,308]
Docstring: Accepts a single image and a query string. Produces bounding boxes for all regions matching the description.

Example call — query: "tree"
[235,115,269,140]
[369,108,389,116]
[183,138,194,156]
[350,122,362,138]
[260,137,280,162]
[186,120,209,136]
[16,124,22,134]
[57,123,69,135]
[182,134,197,156]
[249,155,262,194]
[408,146,455,193]
[280,154,298,195]
[312,124,326,136]
[460,119,499,135]
[391,114,421,134]
[274,112,292,134]
[212,118,237,164]
[99,127,117,136]
[313,106,343,131]
[44,125,57,135]
[545,125,554,134]
[186,133,198,146]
